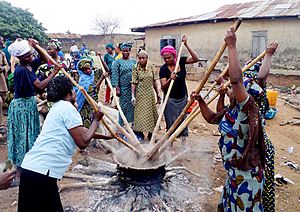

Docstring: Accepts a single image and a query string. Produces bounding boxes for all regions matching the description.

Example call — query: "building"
[131,0,300,76]
[48,33,143,56]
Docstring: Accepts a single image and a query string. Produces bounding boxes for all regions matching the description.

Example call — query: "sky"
[6,0,258,35]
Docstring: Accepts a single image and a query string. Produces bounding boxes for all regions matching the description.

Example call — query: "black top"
[159,56,188,99]
[14,58,41,99]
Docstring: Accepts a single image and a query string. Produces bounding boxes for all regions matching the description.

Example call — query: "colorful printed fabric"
[120,42,133,50]
[80,83,98,128]
[244,69,276,211]
[132,64,158,133]
[75,59,94,112]
[104,53,117,71]
[7,96,40,167]
[217,77,266,212]
[47,39,62,51]
[243,69,270,116]
[35,64,53,81]
[217,96,264,211]
[111,58,136,125]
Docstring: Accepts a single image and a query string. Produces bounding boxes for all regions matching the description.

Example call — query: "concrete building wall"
[81,34,143,56]
[52,34,143,56]
[144,18,300,71]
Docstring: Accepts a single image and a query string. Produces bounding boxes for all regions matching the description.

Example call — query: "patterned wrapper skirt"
[218,166,264,212]
[7,96,40,167]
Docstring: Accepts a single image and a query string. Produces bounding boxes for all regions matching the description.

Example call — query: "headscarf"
[77,58,92,71]
[8,40,31,57]
[137,50,148,57]
[89,51,96,56]
[105,43,115,50]
[75,59,94,112]
[243,77,263,102]
[48,39,62,51]
[120,42,133,50]
[36,64,53,81]
[161,45,177,64]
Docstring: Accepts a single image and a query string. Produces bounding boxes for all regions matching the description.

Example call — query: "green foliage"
[0,1,48,42]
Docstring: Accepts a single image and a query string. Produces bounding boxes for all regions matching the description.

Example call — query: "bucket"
[266,89,279,107]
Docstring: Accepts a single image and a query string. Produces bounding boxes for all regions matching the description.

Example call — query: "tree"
[92,15,120,35]
[0,1,48,42]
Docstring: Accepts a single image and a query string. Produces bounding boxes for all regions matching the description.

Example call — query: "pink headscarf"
[161,45,177,64]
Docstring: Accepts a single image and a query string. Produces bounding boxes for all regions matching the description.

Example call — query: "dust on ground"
[0,80,299,211]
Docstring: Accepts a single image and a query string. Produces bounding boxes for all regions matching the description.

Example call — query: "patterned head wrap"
[36,64,53,81]
[243,77,263,101]
[77,59,92,71]
[120,42,133,50]
[243,62,261,83]
[105,43,115,50]
[89,51,96,56]
[47,39,62,51]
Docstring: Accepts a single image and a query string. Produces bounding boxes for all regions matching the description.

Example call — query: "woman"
[159,35,199,143]
[115,42,123,60]
[36,39,68,88]
[111,42,136,126]
[18,76,110,211]
[243,42,278,212]
[194,27,265,211]
[103,43,117,104]
[0,46,8,136]
[131,50,160,140]
[7,39,61,168]
[75,59,99,128]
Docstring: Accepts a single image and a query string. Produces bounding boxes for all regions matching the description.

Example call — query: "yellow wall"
[144,18,300,71]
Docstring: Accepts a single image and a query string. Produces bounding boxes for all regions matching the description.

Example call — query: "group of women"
[2,26,278,211]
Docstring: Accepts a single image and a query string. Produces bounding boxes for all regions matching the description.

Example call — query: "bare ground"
[0,80,299,211]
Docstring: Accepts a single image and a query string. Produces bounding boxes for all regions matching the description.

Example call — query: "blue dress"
[111,58,136,126]
[8,62,40,167]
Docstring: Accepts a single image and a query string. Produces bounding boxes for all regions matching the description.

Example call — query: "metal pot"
[113,147,170,185]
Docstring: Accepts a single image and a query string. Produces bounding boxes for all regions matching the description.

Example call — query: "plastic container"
[187,100,199,113]
[266,89,279,107]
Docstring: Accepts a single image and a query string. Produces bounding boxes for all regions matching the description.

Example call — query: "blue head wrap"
[120,42,133,50]
[105,43,115,50]
[75,59,94,112]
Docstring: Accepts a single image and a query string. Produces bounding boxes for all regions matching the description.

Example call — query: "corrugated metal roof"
[47,33,81,39]
[131,0,300,32]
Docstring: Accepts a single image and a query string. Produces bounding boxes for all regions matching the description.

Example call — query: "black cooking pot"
[113,146,170,185]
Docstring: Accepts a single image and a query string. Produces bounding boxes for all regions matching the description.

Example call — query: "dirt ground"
[0,80,299,211]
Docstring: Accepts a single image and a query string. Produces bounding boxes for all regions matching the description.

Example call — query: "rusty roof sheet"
[132,0,300,32]
[47,33,81,39]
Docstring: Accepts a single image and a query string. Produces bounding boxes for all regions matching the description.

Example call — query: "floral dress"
[111,58,136,126]
[217,78,266,212]
[132,64,158,133]
[244,70,275,212]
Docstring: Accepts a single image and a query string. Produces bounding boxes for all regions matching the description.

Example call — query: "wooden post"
[145,18,243,160]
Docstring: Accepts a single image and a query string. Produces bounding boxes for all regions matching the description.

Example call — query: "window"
[252,31,267,57]
[160,35,179,51]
